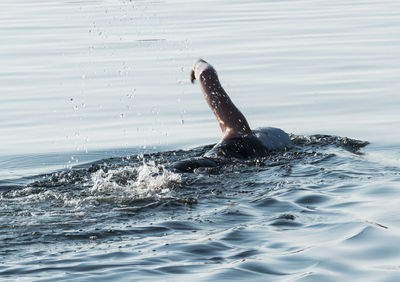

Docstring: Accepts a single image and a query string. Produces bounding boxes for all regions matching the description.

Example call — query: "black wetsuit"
[171,135,269,173]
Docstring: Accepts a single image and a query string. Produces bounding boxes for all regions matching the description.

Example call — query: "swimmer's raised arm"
[190,59,252,142]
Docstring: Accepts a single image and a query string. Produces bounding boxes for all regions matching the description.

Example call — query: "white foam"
[89,161,181,201]
[7,162,182,209]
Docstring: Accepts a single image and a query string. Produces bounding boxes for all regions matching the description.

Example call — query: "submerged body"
[172,59,291,172]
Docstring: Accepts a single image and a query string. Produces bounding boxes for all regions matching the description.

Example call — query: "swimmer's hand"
[190,59,209,84]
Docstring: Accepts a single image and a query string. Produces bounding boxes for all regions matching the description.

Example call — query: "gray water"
[1,0,400,281]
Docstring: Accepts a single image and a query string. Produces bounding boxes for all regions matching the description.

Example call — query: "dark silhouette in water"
[172,59,291,172]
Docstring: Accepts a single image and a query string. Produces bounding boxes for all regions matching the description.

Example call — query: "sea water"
[1,0,400,281]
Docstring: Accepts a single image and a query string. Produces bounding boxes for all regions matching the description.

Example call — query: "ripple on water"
[295,194,330,206]
[343,225,400,260]
[220,227,263,244]
[2,134,399,281]
[181,241,231,257]
[159,220,200,231]
[252,197,300,212]
[269,213,302,228]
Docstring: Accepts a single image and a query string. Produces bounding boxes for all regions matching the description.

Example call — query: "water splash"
[1,161,182,213]
[89,161,181,202]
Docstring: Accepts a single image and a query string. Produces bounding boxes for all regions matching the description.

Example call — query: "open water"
[1,0,400,281]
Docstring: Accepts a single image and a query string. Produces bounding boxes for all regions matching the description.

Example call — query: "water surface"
[1,0,400,281]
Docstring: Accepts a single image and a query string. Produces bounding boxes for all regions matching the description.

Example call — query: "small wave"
[1,161,182,213]
[291,134,369,154]
[1,134,370,215]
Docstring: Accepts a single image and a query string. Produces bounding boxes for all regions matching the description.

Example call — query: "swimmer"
[172,59,291,172]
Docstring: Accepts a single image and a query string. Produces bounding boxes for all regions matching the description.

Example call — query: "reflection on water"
[1,0,400,280]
